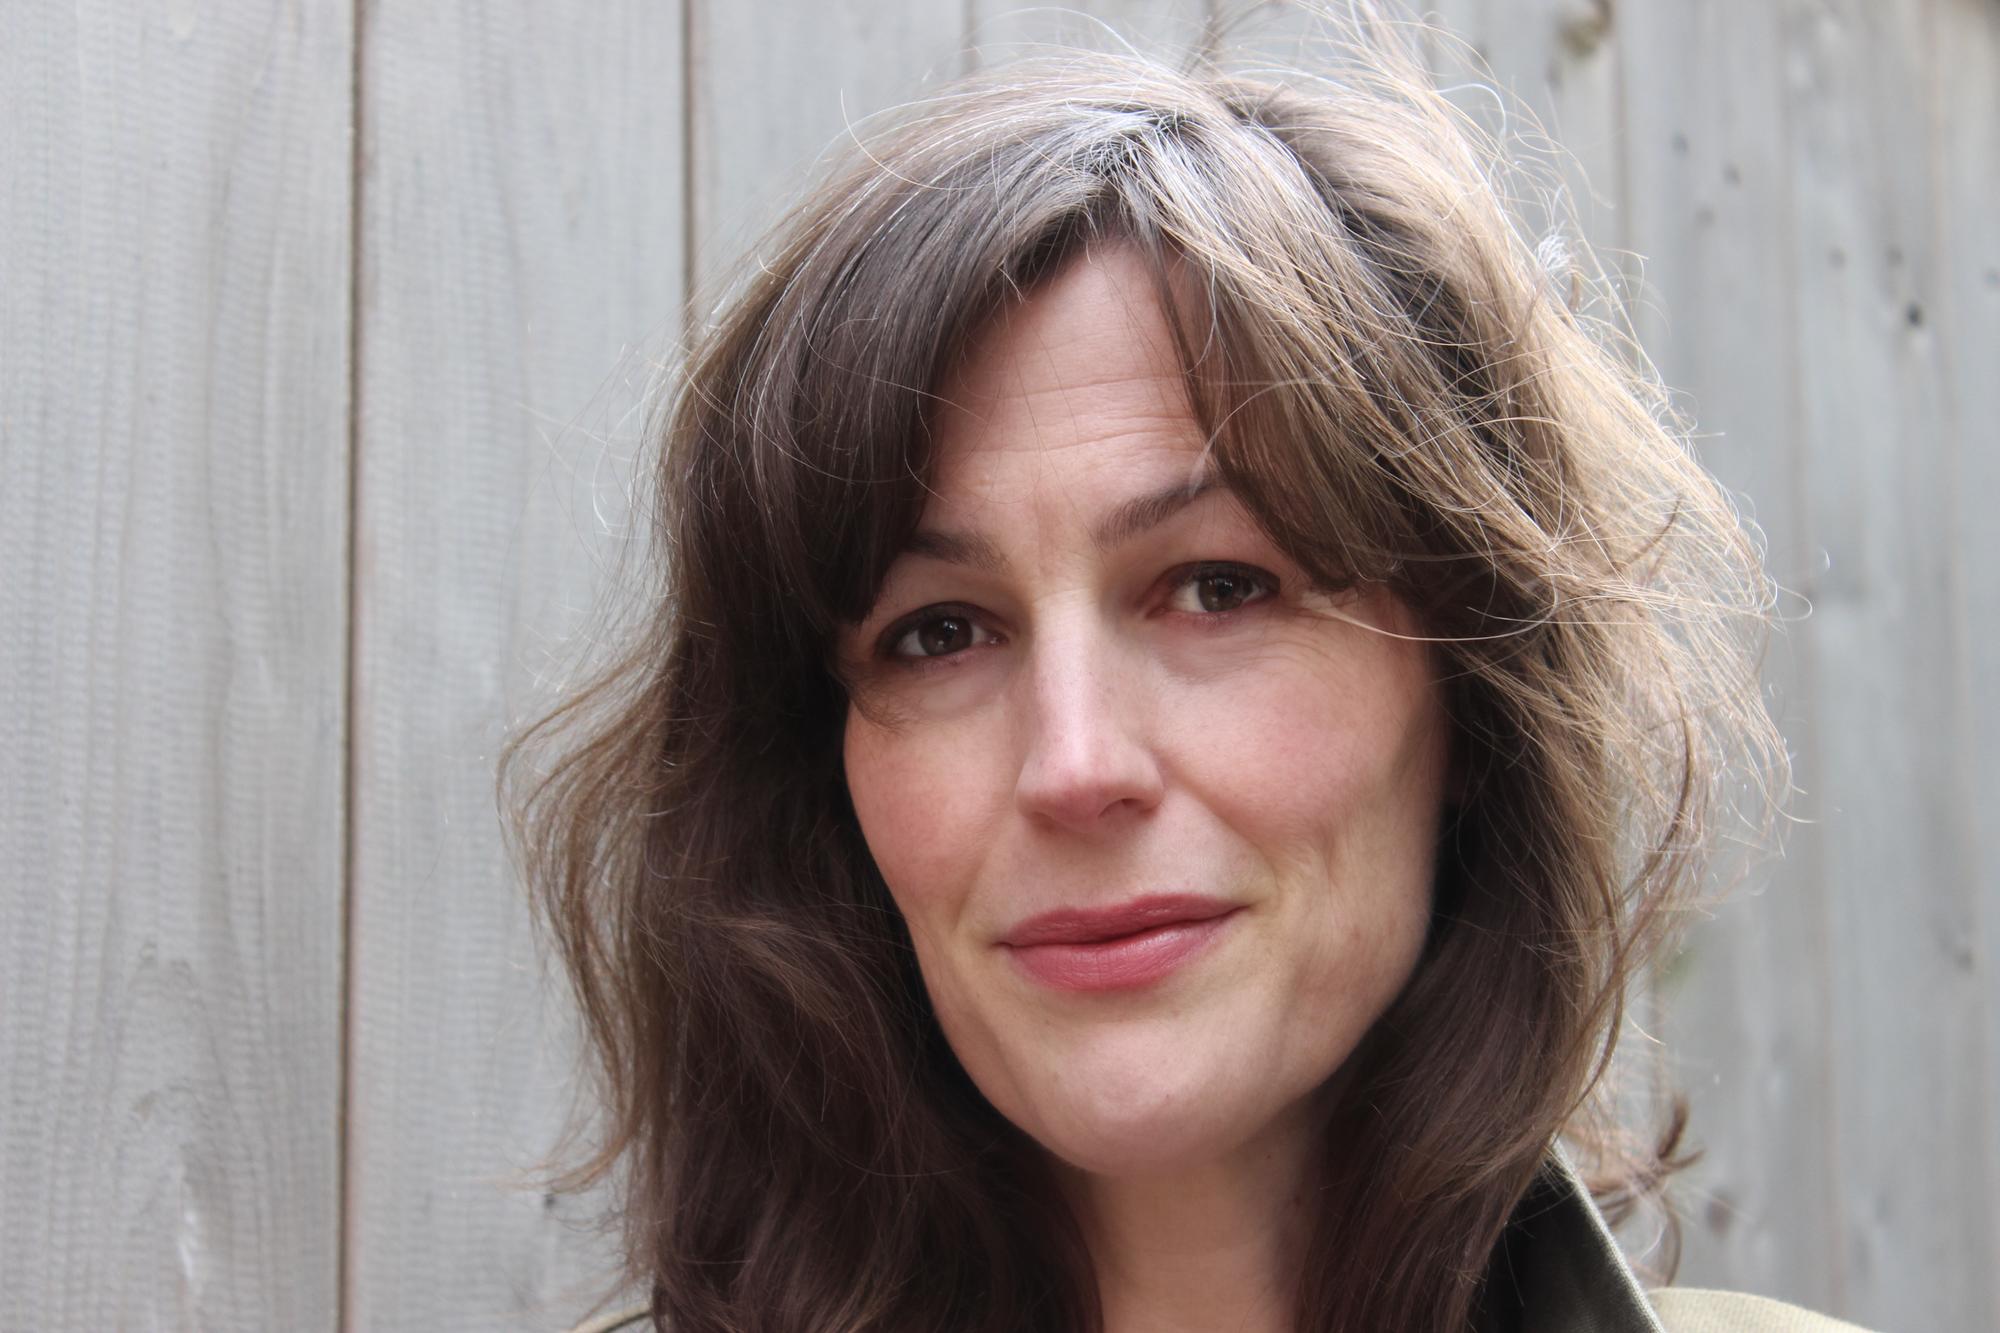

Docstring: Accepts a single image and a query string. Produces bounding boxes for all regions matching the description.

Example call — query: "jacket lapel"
[1495,1146,1668,1333]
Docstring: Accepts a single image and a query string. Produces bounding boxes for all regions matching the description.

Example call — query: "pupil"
[919,616,969,656]
[1199,573,1245,612]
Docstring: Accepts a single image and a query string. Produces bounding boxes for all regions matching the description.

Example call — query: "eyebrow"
[900,470,1225,573]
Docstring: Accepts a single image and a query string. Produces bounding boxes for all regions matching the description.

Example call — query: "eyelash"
[875,562,1280,667]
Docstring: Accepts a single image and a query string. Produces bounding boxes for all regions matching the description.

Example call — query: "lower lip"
[1005,911,1239,993]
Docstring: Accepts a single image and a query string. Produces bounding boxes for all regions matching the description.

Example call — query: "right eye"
[882,607,1001,662]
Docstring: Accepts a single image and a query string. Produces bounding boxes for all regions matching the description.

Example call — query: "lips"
[999,894,1240,992]
[1000,894,1237,946]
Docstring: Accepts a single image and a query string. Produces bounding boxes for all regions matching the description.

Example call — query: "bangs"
[710,66,1443,659]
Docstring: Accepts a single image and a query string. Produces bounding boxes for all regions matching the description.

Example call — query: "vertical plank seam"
[682,0,699,346]
[337,0,367,1329]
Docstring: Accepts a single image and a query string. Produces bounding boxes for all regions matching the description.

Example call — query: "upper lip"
[998,894,1239,947]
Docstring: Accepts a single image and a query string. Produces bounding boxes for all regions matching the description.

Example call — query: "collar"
[1491,1145,1667,1333]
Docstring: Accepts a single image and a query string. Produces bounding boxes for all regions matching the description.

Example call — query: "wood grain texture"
[1423,0,1624,252]
[1937,3,2000,1327]
[4,2,1995,1328]
[0,3,353,1330]
[967,0,1216,66]
[686,0,967,306]
[1617,0,1845,1312]
[1774,2,1988,1326]
[346,3,683,1328]
[1627,0,1994,1324]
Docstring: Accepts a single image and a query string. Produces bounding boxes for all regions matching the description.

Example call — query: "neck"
[1056,1114,1319,1333]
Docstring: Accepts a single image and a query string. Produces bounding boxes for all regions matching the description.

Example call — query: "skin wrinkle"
[903,458,1221,574]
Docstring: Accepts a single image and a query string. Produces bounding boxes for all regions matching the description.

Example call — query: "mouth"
[998,895,1241,992]
[1000,894,1238,946]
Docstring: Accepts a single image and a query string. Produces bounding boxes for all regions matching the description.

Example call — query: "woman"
[507,14,1856,1333]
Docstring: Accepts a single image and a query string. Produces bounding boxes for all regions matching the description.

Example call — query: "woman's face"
[839,246,1452,1180]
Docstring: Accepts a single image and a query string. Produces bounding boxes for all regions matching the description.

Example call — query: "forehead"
[928,245,1210,501]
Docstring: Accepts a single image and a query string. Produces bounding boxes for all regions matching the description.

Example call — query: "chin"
[1041,1124,1229,1180]
[1006,1055,1271,1179]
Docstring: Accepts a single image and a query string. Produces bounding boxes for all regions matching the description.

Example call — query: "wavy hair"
[501,12,1785,1331]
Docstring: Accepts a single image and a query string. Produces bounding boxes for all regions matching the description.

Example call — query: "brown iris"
[915,614,975,657]
[1194,569,1257,613]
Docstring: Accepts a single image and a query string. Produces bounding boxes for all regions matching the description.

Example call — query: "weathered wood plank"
[1423,0,1624,254]
[967,0,1215,66]
[1616,0,1846,1311]
[0,4,353,1330]
[346,3,684,1328]
[1937,1,2000,1325]
[687,0,967,305]
[1774,2,1987,1326]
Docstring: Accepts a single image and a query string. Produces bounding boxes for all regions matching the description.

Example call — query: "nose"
[1013,616,1165,831]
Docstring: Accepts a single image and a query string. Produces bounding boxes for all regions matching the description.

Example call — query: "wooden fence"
[3,2,1993,1329]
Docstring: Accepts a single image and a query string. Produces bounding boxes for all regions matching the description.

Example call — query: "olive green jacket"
[1488,1150,1867,1332]
[565,1151,1866,1333]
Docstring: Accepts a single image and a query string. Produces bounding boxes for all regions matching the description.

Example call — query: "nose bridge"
[1014,602,1162,826]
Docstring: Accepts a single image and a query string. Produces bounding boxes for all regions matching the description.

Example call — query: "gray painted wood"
[1424,0,1624,253]
[346,3,683,1328]
[1939,3,2000,1330]
[687,0,967,307]
[967,0,1216,65]
[1625,0,1995,1325]
[4,2,1996,1328]
[1216,0,1334,72]
[0,4,353,1330]
[1617,0,1846,1313]
[1773,2,1987,1326]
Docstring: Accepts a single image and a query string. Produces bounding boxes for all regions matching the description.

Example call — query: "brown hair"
[501,12,1784,1332]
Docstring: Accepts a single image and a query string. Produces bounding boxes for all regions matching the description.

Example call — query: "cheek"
[842,711,1015,1091]
[1166,639,1450,1009]
[1172,646,1448,856]
[842,708,1001,939]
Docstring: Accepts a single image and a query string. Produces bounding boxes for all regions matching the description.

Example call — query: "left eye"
[887,611,993,660]
[1166,564,1277,615]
